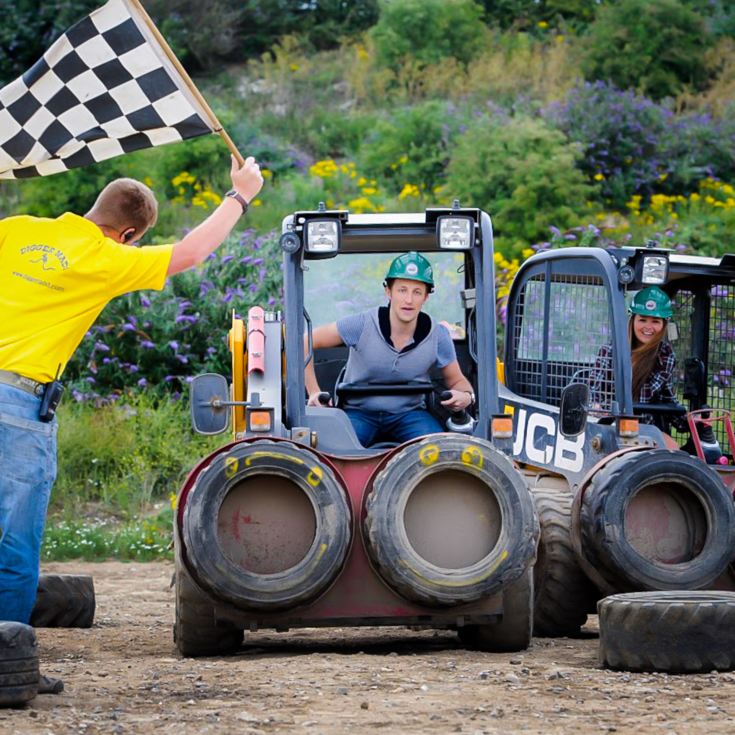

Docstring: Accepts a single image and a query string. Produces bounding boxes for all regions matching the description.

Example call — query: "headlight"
[305,220,341,254]
[437,215,475,250]
[641,255,668,284]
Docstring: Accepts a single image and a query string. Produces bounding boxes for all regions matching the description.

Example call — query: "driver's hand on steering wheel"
[308,391,332,407]
[441,390,472,412]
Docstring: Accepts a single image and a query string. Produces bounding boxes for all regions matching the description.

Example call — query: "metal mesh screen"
[708,284,735,444]
[671,285,735,445]
[513,274,614,408]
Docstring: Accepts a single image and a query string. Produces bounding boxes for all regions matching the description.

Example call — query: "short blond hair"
[88,178,158,233]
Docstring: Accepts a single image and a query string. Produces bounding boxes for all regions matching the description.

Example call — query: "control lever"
[438,390,475,434]
[317,392,332,406]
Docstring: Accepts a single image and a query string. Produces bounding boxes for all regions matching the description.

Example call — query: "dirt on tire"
[1,561,735,734]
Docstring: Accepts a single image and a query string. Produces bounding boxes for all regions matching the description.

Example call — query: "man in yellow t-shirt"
[0,155,263,688]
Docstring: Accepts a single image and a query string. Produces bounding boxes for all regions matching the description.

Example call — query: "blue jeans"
[0,384,57,623]
[345,407,443,447]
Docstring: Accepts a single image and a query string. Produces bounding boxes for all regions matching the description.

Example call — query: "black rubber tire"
[183,440,351,610]
[580,449,735,591]
[457,568,533,652]
[532,483,599,637]
[365,435,538,606]
[599,591,735,673]
[30,574,95,628]
[0,622,39,707]
[173,563,244,657]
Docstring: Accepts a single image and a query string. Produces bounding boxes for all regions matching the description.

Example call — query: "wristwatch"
[465,390,476,405]
[225,189,249,214]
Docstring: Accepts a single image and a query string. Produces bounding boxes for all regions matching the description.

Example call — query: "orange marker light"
[618,417,639,437]
[492,415,514,439]
[248,410,272,432]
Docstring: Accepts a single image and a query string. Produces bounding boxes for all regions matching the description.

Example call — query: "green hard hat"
[629,286,673,319]
[384,251,434,292]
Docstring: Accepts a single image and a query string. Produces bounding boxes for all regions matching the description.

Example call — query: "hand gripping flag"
[0,0,224,179]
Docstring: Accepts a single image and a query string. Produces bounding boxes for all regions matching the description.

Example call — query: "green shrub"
[64,228,282,397]
[581,0,713,100]
[370,0,486,70]
[53,393,222,518]
[357,101,460,194]
[446,115,597,257]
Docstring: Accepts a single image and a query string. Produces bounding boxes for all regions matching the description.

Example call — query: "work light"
[641,255,668,284]
[305,219,341,255]
[436,216,475,250]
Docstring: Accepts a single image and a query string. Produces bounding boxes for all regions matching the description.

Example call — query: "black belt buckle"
[39,380,65,423]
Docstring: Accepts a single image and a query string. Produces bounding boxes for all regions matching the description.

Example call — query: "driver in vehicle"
[304,251,475,447]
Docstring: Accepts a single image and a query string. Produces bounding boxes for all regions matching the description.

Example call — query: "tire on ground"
[174,563,244,657]
[0,622,38,707]
[532,482,599,637]
[183,440,351,610]
[580,449,735,591]
[365,435,538,607]
[458,568,534,652]
[30,574,95,628]
[599,591,735,673]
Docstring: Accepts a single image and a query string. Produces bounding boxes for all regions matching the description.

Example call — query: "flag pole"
[127,0,244,165]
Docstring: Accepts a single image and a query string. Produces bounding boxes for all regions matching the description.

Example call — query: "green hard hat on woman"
[384,251,435,292]
[629,286,673,319]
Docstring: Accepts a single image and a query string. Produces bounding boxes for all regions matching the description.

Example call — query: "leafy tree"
[370,0,485,69]
[446,116,597,256]
[581,0,713,100]
[0,0,99,86]
[479,0,601,29]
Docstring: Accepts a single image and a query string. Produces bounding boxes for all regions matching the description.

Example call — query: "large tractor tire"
[599,591,735,673]
[457,568,533,652]
[0,622,38,707]
[30,574,95,628]
[580,449,735,592]
[183,440,351,611]
[174,564,244,657]
[364,435,538,608]
[531,481,599,637]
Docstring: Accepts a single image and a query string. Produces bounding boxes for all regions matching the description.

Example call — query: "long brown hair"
[629,316,667,399]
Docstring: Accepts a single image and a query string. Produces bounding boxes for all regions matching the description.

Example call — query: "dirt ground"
[2,562,734,735]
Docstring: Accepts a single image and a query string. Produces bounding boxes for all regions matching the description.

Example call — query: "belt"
[0,369,45,397]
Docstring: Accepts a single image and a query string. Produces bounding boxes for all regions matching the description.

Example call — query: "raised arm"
[167,156,263,276]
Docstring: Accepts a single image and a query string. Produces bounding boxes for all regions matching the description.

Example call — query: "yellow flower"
[399,183,420,200]
[594,173,605,181]
[361,186,377,195]
[169,492,177,510]
[537,21,548,28]
[348,196,378,213]
[261,169,273,180]
[143,176,154,188]
[658,173,668,182]
[555,34,565,43]
[356,45,369,61]
[290,63,299,72]
[252,198,262,207]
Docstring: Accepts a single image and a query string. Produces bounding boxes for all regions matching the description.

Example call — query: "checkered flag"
[0,0,219,179]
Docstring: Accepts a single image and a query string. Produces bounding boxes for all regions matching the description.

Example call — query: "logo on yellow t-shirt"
[20,244,69,272]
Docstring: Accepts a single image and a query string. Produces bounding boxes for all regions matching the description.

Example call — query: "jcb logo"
[512,408,584,473]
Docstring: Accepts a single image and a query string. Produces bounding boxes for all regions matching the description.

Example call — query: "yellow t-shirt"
[0,212,173,382]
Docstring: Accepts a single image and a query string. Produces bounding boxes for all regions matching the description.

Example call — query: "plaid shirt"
[591,341,685,427]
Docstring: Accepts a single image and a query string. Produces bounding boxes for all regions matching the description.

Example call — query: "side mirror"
[559,383,589,437]
[190,373,230,435]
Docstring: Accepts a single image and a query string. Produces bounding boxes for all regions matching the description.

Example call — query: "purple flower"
[221,255,234,264]
[141,340,155,349]
[176,355,189,364]
[206,347,217,356]
[121,322,136,332]
[137,378,148,387]
[140,294,151,308]
[168,340,179,350]
[86,377,96,384]
[94,341,110,352]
